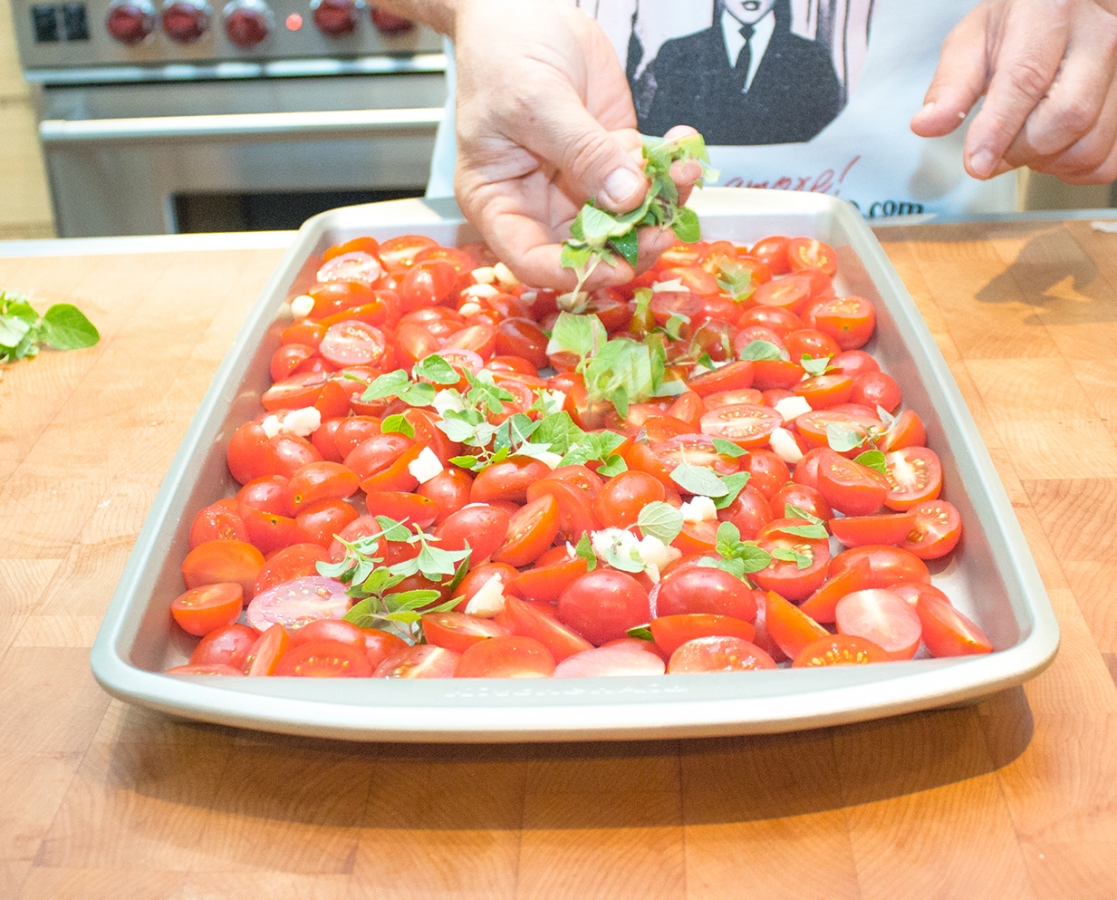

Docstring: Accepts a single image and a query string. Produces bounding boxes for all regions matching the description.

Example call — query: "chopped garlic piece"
[261,414,281,439]
[679,496,718,523]
[289,294,315,318]
[471,265,496,284]
[407,446,444,484]
[464,573,507,617]
[774,395,813,423]
[652,278,686,293]
[458,301,482,318]
[463,282,500,300]
[280,406,322,437]
[493,262,519,287]
[770,427,804,464]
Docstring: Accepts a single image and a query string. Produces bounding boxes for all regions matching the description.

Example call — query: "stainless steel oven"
[9,0,446,235]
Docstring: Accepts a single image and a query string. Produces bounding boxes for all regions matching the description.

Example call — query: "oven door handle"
[39,107,444,144]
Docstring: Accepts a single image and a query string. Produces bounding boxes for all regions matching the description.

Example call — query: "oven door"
[36,73,445,236]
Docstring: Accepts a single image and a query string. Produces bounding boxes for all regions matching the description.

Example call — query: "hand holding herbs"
[561,132,717,297]
[0,290,100,364]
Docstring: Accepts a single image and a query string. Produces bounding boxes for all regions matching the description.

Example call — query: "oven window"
[172,188,426,233]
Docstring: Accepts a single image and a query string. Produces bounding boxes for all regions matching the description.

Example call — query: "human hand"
[449,0,704,290]
[910,0,1117,183]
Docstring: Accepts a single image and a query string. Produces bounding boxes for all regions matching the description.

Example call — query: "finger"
[910,9,992,138]
[963,2,1071,178]
[1006,68,1117,181]
[1008,7,1117,160]
[505,74,651,215]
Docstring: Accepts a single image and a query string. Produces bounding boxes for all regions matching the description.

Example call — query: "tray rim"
[90,188,1060,743]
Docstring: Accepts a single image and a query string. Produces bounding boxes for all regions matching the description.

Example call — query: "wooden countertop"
[2,220,1116,899]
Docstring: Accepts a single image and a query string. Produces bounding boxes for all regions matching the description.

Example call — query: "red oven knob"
[223,0,272,46]
[161,0,212,42]
[311,0,358,37]
[369,7,412,33]
[106,0,156,43]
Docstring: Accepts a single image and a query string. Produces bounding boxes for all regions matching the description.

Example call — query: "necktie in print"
[734,24,754,93]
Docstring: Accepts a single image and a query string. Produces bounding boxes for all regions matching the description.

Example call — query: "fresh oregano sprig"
[560,132,717,297]
[1,290,99,364]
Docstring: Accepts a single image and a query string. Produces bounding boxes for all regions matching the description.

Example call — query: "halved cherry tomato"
[816,449,890,517]
[792,634,890,667]
[170,582,244,637]
[375,644,462,678]
[181,539,265,599]
[421,611,510,653]
[829,511,918,548]
[274,640,374,677]
[835,588,922,660]
[898,499,962,559]
[491,494,561,567]
[253,543,331,596]
[667,636,777,673]
[915,594,994,657]
[553,643,666,677]
[786,237,838,276]
[189,622,260,670]
[883,447,943,511]
[245,574,350,632]
[699,403,782,449]
[809,295,876,350]
[650,613,756,657]
[454,635,556,678]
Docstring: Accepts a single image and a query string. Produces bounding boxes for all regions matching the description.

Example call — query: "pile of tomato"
[166,229,993,680]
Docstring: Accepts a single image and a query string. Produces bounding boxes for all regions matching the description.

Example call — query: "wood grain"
[2,221,1117,899]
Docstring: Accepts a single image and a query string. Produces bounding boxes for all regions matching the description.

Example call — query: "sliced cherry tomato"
[274,640,374,677]
[650,613,756,657]
[760,590,830,659]
[835,588,922,660]
[253,542,331,596]
[851,371,902,412]
[787,237,838,276]
[898,499,962,559]
[593,469,666,530]
[453,635,556,678]
[915,594,994,657]
[495,594,594,662]
[189,622,260,670]
[798,556,873,624]
[470,456,552,504]
[883,447,943,511]
[189,498,248,549]
[318,321,394,369]
[375,644,462,678]
[792,634,890,667]
[809,295,876,350]
[699,403,782,449]
[421,612,510,654]
[816,449,890,517]
[667,636,777,673]
[829,511,918,548]
[829,545,931,589]
[181,539,265,599]
[245,574,350,632]
[170,582,244,637]
[552,643,666,677]
[491,494,561,567]
[435,502,512,566]
[244,623,290,677]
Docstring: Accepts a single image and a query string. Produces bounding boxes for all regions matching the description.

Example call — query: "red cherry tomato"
[170,582,244,637]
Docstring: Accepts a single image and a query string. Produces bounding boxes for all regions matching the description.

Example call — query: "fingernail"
[970,149,995,178]
[602,167,643,205]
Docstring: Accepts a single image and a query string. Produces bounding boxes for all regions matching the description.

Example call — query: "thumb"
[513,82,649,213]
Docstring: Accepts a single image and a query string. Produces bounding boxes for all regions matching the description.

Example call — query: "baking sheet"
[89,188,1060,742]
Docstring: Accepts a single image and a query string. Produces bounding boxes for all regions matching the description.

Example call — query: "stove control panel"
[12,0,444,73]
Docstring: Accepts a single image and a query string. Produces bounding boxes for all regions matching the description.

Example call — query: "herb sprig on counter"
[0,290,100,364]
[560,132,717,296]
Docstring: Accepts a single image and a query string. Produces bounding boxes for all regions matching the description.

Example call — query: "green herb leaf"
[637,501,684,545]
[670,460,729,498]
[739,340,785,362]
[853,448,888,475]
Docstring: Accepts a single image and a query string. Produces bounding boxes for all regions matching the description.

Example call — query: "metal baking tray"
[90,189,1060,742]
